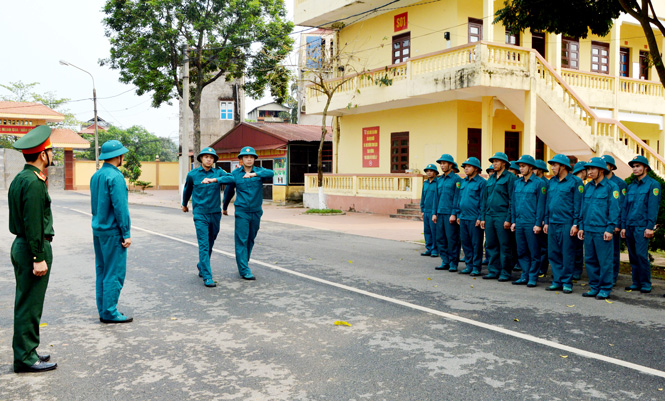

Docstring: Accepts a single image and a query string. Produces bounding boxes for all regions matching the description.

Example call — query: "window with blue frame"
[220,101,234,120]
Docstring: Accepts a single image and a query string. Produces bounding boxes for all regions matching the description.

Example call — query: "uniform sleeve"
[182,172,194,206]
[510,181,517,224]
[452,176,461,216]
[23,180,46,262]
[478,179,487,221]
[433,178,440,215]
[579,183,589,231]
[647,181,661,230]
[420,180,426,212]
[217,169,236,184]
[505,174,515,223]
[607,184,619,234]
[223,183,236,211]
[110,174,132,239]
[573,178,583,226]
[535,180,546,227]
[616,180,626,229]
[255,167,275,179]
[543,181,551,225]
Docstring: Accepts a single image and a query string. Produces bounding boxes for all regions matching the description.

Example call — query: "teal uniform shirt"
[483,170,516,222]
[434,172,462,216]
[456,175,486,221]
[90,163,131,239]
[580,178,620,233]
[511,175,547,227]
[622,175,661,229]
[608,174,627,229]
[544,174,583,225]
[217,167,274,211]
[182,166,228,214]
[420,178,438,213]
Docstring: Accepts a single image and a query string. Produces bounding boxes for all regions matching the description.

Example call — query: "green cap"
[13,125,52,154]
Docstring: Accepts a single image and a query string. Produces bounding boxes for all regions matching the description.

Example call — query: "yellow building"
[296,0,665,213]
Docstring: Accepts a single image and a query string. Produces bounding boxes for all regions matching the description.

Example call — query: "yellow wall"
[159,162,180,186]
[73,160,179,190]
[623,121,662,153]
[337,100,525,174]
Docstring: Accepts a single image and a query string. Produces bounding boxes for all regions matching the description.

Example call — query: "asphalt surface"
[1,191,665,400]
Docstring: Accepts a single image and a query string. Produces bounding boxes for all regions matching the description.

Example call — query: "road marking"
[67,207,665,379]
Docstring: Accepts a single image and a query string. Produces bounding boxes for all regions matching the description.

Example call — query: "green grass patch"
[305,209,343,214]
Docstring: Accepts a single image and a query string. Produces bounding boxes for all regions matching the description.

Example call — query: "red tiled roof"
[79,124,107,135]
[50,128,90,149]
[0,101,65,121]
[210,122,332,152]
[248,123,332,142]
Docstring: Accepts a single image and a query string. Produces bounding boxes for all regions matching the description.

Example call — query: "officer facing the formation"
[543,154,583,293]
[456,157,487,276]
[182,147,226,287]
[571,161,587,281]
[433,154,461,271]
[202,146,274,280]
[621,155,661,293]
[90,140,133,323]
[420,164,440,257]
[601,155,627,286]
[510,155,547,287]
[482,152,517,281]
[578,157,620,300]
[8,125,58,373]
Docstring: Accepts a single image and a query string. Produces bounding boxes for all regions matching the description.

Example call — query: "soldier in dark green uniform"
[8,125,58,373]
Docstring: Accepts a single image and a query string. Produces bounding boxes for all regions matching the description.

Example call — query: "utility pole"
[179,46,190,199]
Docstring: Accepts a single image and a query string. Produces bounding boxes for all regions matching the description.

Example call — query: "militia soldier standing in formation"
[456,157,486,276]
[90,140,133,323]
[8,125,58,372]
[433,154,461,271]
[578,157,620,300]
[571,161,588,280]
[482,152,516,281]
[543,155,583,293]
[621,155,661,293]
[534,160,550,278]
[601,155,627,286]
[420,164,440,257]
[510,155,547,287]
[182,147,227,288]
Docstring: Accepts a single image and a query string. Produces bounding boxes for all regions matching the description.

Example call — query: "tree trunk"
[192,91,202,168]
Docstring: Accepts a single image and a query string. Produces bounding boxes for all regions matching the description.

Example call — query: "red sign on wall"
[362,127,380,168]
[394,12,408,32]
[0,125,35,135]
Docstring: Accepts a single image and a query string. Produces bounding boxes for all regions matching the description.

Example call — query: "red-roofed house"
[210,122,332,202]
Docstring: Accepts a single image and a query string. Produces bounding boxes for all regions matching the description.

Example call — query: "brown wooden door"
[562,37,579,69]
[590,42,610,74]
[619,47,630,77]
[391,132,409,173]
[532,31,545,58]
[392,33,411,64]
[467,128,482,160]
[505,131,520,162]
[468,18,483,43]
[536,137,545,161]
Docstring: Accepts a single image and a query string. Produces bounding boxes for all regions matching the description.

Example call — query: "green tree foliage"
[100,0,294,158]
[495,0,665,87]
[624,170,665,251]
[78,125,178,162]
[120,149,142,187]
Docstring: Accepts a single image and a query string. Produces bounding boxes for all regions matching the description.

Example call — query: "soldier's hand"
[578,230,584,240]
[449,215,457,224]
[620,229,626,238]
[122,238,132,248]
[510,223,516,232]
[543,224,549,235]
[243,172,257,178]
[222,210,228,216]
[480,221,485,230]
[570,225,578,237]
[604,232,613,241]
[33,261,48,276]
[182,205,189,213]
[201,178,217,184]
[432,215,437,224]
[533,226,542,235]
[645,229,654,239]
[503,221,511,230]
[614,227,621,233]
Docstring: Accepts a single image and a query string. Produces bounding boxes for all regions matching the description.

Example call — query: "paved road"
[1,192,664,400]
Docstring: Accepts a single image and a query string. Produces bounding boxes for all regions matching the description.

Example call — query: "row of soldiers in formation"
[420,151,661,300]
[7,125,271,373]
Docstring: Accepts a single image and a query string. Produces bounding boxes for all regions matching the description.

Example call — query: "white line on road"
[67,207,665,379]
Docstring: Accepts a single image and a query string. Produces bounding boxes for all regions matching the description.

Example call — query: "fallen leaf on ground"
[555,292,559,294]
[514,318,519,322]
[567,305,575,307]
[470,285,474,288]
[39,323,48,328]
[427,277,431,280]
[658,388,663,391]
[625,290,632,293]
[349,260,353,264]
[171,317,177,320]
[605,299,613,304]
[434,285,438,287]
[560,355,568,359]
[334,321,351,327]
[580,283,586,287]
[609,344,614,346]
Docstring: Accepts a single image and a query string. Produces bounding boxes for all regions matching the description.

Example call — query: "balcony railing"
[305,173,424,199]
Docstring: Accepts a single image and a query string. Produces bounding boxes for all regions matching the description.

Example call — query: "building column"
[483,0,494,43]
[660,116,665,158]
[524,52,537,156]
[546,33,562,72]
[609,23,621,77]
[482,96,494,165]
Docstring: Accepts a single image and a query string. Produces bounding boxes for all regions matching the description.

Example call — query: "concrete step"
[403,203,420,209]
[390,214,423,221]
[396,208,421,215]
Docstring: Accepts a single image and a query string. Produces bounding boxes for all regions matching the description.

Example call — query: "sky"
[0,0,298,142]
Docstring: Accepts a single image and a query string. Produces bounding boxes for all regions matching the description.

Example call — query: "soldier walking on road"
[8,125,58,373]
[482,152,516,281]
[621,155,661,294]
[182,147,226,288]
[543,155,583,294]
[90,140,133,323]
[433,154,461,271]
[578,157,620,300]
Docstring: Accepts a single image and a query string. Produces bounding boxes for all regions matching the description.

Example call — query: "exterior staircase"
[390,202,422,221]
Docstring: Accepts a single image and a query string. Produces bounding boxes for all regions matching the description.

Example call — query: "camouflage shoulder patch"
[613,190,619,199]
[654,188,660,197]
[578,185,584,194]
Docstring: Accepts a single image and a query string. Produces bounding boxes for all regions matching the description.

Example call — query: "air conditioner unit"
[300,104,306,113]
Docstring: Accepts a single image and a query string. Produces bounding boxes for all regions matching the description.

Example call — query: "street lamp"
[59,60,100,169]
